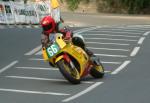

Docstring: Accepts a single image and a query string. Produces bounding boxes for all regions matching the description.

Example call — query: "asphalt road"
[0,24,150,103]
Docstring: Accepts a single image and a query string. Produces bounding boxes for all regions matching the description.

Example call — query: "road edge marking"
[62,82,103,102]
[111,60,131,75]
[130,47,140,57]
[24,45,42,56]
[138,37,145,44]
[0,60,18,74]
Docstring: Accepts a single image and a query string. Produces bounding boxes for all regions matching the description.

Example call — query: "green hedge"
[100,0,150,14]
[63,0,150,14]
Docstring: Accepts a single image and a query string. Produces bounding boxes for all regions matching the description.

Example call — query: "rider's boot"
[84,47,100,65]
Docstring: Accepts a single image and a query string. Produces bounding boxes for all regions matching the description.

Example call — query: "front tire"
[56,59,80,84]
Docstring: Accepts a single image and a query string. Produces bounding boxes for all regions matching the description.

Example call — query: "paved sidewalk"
[62,12,150,26]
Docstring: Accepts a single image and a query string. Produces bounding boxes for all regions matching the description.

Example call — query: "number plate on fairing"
[46,43,60,58]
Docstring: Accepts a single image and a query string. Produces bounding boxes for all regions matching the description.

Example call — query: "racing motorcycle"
[42,33,104,84]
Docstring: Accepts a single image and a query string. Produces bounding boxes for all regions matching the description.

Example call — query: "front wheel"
[90,62,104,78]
[56,59,80,84]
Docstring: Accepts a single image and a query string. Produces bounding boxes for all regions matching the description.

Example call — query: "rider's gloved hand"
[60,27,73,41]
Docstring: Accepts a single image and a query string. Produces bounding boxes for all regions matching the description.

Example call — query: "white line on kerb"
[111,60,131,75]
[0,88,70,96]
[62,82,103,102]
[0,61,18,74]
[130,47,140,57]
[24,45,42,55]
[138,37,145,44]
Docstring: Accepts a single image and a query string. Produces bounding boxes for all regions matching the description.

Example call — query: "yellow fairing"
[55,55,63,63]
[56,34,66,49]
[42,47,49,61]
[42,33,89,76]
[62,45,89,76]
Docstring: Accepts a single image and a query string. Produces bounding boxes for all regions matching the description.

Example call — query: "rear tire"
[56,59,80,84]
[90,62,104,78]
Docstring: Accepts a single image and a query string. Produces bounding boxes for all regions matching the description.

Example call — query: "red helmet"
[40,16,56,34]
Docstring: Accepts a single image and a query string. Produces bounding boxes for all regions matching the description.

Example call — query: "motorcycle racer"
[40,16,100,66]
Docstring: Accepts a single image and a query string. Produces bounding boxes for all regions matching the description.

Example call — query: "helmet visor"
[42,23,52,31]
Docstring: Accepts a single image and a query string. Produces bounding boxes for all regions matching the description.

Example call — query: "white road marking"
[85,37,137,42]
[87,30,142,35]
[28,58,121,65]
[86,42,130,46]
[16,66,58,70]
[62,82,103,102]
[74,26,101,34]
[5,76,94,84]
[0,88,70,96]
[29,58,44,61]
[87,47,129,52]
[0,61,18,74]
[138,37,145,44]
[35,51,42,55]
[101,61,122,65]
[130,47,140,57]
[95,53,127,58]
[24,45,42,55]
[143,31,150,36]
[111,60,131,75]
[127,25,150,28]
[118,27,150,31]
[83,33,140,38]
[16,66,111,72]
[93,29,144,33]
[26,26,31,28]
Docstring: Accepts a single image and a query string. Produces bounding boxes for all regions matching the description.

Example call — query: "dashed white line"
[130,47,140,57]
[24,45,42,55]
[138,37,145,44]
[0,61,18,74]
[0,88,70,96]
[111,60,131,75]
[5,76,94,84]
[62,82,103,102]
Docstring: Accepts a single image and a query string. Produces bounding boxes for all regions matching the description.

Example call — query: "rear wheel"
[56,59,80,84]
[90,62,104,78]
